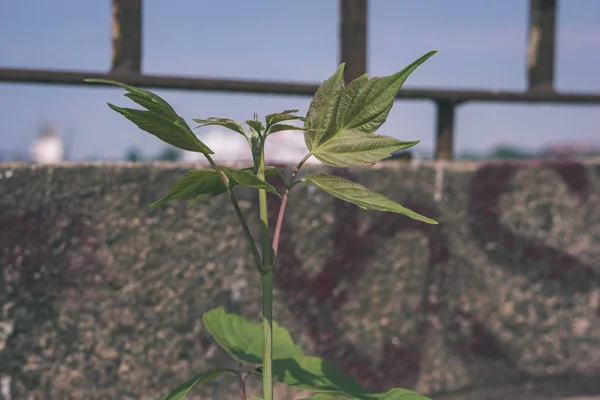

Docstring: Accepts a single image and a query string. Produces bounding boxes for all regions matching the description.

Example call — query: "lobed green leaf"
[304,64,346,150]
[312,130,418,167]
[158,368,236,400]
[336,51,437,135]
[85,79,213,154]
[300,174,438,224]
[303,52,436,167]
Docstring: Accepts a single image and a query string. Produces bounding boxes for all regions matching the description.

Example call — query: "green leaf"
[265,109,302,125]
[106,105,212,154]
[193,117,247,137]
[158,368,236,400]
[336,51,437,135]
[377,388,431,400]
[266,123,305,136]
[240,166,284,181]
[185,193,209,209]
[150,170,226,207]
[86,79,177,115]
[264,166,284,180]
[271,356,369,398]
[312,130,418,167]
[124,92,176,118]
[250,131,261,167]
[298,395,344,400]
[303,52,436,167]
[304,64,346,151]
[246,119,265,135]
[150,166,282,208]
[300,174,438,224]
[202,307,303,364]
[85,79,213,154]
[220,167,281,197]
[201,309,430,400]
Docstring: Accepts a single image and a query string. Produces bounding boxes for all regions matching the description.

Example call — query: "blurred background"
[1,2,600,399]
[0,0,598,164]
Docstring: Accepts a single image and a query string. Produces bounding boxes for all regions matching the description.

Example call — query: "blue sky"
[0,0,599,160]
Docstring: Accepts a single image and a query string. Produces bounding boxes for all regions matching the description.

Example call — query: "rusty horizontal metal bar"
[1,67,600,105]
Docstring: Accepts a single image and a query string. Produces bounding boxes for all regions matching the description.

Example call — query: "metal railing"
[1,0,598,160]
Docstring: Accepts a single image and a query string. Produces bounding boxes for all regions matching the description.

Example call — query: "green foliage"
[193,117,247,137]
[221,167,280,197]
[301,173,437,224]
[84,79,213,154]
[202,308,430,400]
[202,307,303,364]
[377,389,432,400]
[247,117,266,136]
[242,166,285,181]
[150,167,282,208]
[265,109,305,136]
[334,52,436,135]
[303,64,345,151]
[271,355,369,397]
[159,368,236,400]
[267,123,305,135]
[150,170,227,208]
[88,49,438,400]
[311,130,418,167]
[265,109,304,127]
[304,51,437,167]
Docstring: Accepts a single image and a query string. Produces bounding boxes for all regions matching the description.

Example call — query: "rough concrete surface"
[0,159,599,400]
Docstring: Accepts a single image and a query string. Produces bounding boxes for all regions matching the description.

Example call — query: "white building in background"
[182,127,318,164]
[30,124,64,164]
[182,129,249,163]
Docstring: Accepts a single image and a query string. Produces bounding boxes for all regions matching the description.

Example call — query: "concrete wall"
[1,160,599,400]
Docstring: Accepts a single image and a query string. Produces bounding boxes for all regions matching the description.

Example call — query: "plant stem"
[261,271,274,400]
[273,153,312,256]
[205,154,263,270]
[229,190,263,269]
[238,370,247,400]
[257,146,273,269]
[256,139,274,400]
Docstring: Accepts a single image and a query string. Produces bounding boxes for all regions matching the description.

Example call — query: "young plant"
[86,50,438,400]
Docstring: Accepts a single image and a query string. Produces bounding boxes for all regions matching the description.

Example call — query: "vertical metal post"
[111,0,142,74]
[527,0,557,91]
[339,0,367,83]
[434,101,456,161]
